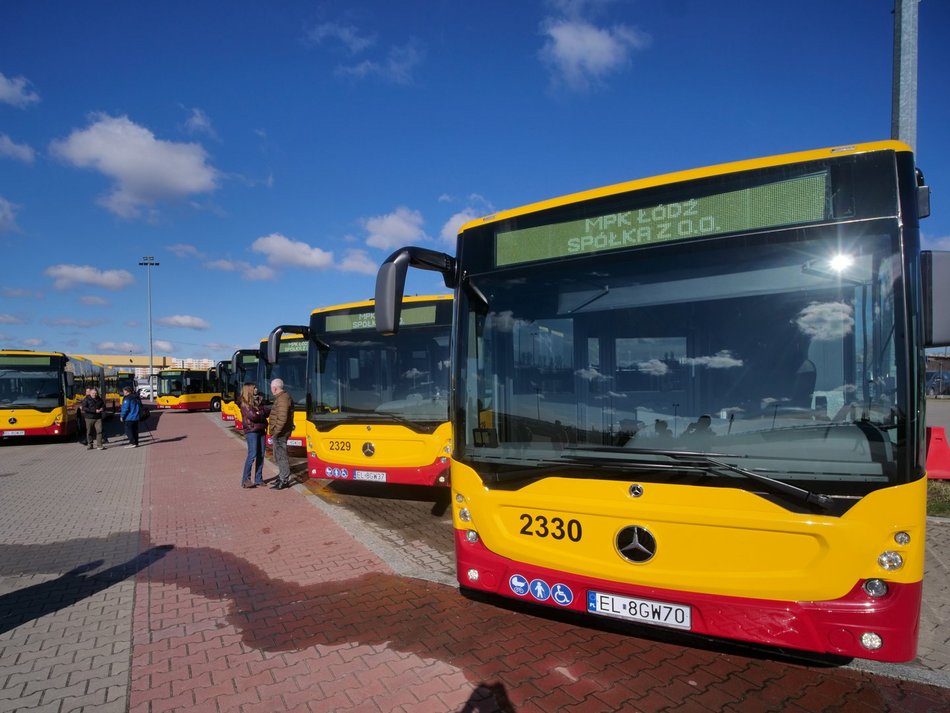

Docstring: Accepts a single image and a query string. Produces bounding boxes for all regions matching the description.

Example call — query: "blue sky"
[1,0,948,363]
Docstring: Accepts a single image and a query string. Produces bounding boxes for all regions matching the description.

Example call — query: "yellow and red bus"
[258,330,308,450]
[269,296,452,486]
[154,367,224,412]
[215,360,235,423]
[226,348,260,428]
[0,350,105,439]
[375,141,946,662]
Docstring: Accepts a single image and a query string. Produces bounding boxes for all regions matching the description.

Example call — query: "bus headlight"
[466,568,479,582]
[894,531,910,545]
[455,493,465,504]
[877,551,903,571]
[459,507,471,523]
[863,579,888,598]
[465,530,479,543]
[860,632,883,651]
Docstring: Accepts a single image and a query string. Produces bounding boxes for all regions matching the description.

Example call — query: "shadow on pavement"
[0,545,173,635]
[132,539,949,708]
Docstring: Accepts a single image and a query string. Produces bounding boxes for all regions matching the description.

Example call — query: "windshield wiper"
[562,446,835,511]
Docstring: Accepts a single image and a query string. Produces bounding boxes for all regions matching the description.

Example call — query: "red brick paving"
[127,412,950,712]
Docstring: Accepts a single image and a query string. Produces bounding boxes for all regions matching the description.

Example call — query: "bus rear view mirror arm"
[266,325,310,364]
[375,247,457,335]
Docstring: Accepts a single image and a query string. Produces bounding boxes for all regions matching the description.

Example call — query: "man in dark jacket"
[268,378,294,489]
[81,387,106,450]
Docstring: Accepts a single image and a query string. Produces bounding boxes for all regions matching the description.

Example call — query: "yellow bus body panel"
[452,462,925,602]
[307,420,453,468]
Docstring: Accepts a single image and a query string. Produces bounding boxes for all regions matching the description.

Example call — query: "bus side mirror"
[266,325,310,365]
[922,251,950,346]
[231,353,239,373]
[375,246,457,335]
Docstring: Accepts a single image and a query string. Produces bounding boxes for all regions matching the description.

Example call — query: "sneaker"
[124,444,137,448]
[97,447,105,450]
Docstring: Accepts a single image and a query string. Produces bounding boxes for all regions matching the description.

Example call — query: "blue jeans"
[242,431,265,485]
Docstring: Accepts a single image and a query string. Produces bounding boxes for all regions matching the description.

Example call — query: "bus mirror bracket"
[375,246,457,335]
[922,251,950,347]
[266,325,309,365]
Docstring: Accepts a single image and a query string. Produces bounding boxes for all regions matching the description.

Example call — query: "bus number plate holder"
[2,430,25,436]
[587,590,691,630]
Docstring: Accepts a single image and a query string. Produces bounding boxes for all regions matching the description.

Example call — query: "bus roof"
[459,140,913,233]
[310,294,452,317]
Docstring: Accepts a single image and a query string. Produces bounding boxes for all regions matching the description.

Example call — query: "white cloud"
[96,341,142,353]
[0,313,25,325]
[0,133,34,163]
[440,208,481,244]
[339,249,378,275]
[158,314,210,330]
[0,196,20,232]
[80,295,109,306]
[153,340,175,352]
[44,264,135,291]
[637,359,670,376]
[336,42,423,85]
[680,351,744,369]
[43,318,107,328]
[205,258,275,281]
[21,338,43,347]
[539,18,649,91]
[2,287,42,299]
[243,265,276,281]
[363,206,427,250]
[183,107,217,139]
[795,302,854,342]
[168,243,203,258]
[49,113,219,218]
[0,72,40,108]
[251,232,334,269]
[307,22,377,54]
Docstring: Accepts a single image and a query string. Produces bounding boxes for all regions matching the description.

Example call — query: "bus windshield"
[0,364,63,409]
[458,225,904,493]
[309,320,450,429]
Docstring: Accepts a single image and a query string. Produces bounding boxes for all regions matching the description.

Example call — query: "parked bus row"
[3,141,942,666]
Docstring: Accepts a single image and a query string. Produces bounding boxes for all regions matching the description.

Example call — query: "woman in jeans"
[239,382,268,488]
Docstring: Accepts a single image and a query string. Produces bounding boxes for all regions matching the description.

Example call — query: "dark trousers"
[86,419,103,449]
[242,431,265,485]
[273,435,290,484]
[124,420,140,446]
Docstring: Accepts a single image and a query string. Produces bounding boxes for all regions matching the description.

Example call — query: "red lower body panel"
[308,453,450,487]
[455,534,921,662]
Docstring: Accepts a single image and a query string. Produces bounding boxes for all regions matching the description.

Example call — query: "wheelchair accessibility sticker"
[551,583,574,606]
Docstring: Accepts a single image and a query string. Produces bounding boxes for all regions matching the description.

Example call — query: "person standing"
[81,387,106,450]
[239,383,268,488]
[120,385,142,448]
[268,378,294,489]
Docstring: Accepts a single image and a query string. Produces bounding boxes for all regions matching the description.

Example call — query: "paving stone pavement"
[1,411,949,712]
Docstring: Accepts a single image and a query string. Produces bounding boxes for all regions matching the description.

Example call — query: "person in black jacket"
[81,387,106,450]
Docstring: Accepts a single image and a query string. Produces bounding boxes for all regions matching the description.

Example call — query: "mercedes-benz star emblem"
[362,442,375,457]
[616,526,657,563]
[8,417,16,425]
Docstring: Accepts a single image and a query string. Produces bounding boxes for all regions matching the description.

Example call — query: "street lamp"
[138,256,159,390]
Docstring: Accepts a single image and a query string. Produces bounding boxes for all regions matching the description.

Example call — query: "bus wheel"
[210,397,222,412]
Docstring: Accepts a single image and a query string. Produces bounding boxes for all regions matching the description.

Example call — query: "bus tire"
[210,397,222,412]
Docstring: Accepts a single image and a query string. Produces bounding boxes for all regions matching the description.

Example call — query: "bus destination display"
[496,172,829,266]
[324,305,438,333]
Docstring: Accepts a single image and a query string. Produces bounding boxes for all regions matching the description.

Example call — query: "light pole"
[138,256,159,390]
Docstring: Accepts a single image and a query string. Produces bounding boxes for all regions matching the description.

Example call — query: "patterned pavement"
[1,411,948,712]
